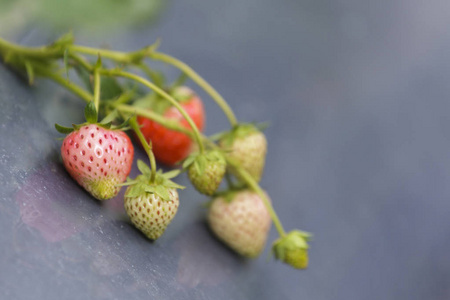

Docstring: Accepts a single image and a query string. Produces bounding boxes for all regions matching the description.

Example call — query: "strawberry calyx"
[183,150,227,196]
[213,123,264,147]
[182,150,225,174]
[55,101,129,135]
[272,230,312,269]
[119,159,184,200]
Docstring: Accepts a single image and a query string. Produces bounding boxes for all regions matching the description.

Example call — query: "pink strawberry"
[61,124,134,200]
[57,102,134,200]
[207,189,272,258]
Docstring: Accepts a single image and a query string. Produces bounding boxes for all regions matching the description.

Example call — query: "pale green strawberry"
[208,189,272,258]
[122,160,184,240]
[183,150,226,196]
[219,124,267,182]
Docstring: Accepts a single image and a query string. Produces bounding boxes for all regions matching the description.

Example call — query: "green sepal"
[111,116,131,130]
[137,160,151,176]
[72,123,82,131]
[84,101,98,124]
[182,153,198,169]
[163,169,181,179]
[63,48,69,79]
[155,185,169,200]
[271,230,312,269]
[94,54,102,70]
[218,123,260,147]
[51,32,74,50]
[55,123,74,134]
[24,60,34,85]
[100,110,118,125]
[125,169,185,201]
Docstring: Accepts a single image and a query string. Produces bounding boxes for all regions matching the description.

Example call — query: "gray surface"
[1,0,450,299]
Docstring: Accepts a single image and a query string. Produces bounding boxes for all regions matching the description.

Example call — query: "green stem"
[101,69,205,154]
[69,45,131,63]
[0,37,64,59]
[129,117,157,183]
[69,52,93,71]
[229,159,286,237]
[93,70,101,112]
[149,51,238,127]
[118,104,286,237]
[117,105,193,136]
[34,66,92,103]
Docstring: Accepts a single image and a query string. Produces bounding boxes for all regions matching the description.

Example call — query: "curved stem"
[129,117,157,183]
[149,52,238,127]
[69,52,93,71]
[0,37,64,59]
[101,69,205,154]
[69,45,131,64]
[93,70,101,112]
[34,66,92,103]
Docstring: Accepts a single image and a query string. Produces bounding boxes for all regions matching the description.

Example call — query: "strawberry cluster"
[0,33,311,270]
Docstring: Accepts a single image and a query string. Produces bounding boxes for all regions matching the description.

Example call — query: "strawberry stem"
[33,65,92,103]
[100,69,206,154]
[93,69,101,112]
[148,52,238,127]
[129,117,157,183]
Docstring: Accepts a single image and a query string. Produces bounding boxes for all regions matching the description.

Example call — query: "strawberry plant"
[0,33,311,269]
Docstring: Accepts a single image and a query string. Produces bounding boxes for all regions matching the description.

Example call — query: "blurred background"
[1,0,450,299]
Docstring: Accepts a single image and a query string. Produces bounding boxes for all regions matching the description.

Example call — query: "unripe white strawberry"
[219,124,267,182]
[208,189,272,258]
[122,160,184,240]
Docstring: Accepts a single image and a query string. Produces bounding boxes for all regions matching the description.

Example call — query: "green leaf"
[163,169,181,179]
[170,72,188,90]
[137,160,151,175]
[55,123,74,134]
[84,101,98,124]
[63,48,69,79]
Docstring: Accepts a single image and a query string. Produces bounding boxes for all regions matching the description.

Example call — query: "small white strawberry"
[123,160,184,240]
[207,189,272,258]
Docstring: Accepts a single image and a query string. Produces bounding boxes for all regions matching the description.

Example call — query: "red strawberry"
[137,86,205,166]
[61,124,134,200]
[123,160,184,240]
[208,189,272,258]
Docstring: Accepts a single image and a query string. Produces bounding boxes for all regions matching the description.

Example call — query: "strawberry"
[219,124,267,182]
[57,102,134,200]
[137,86,205,166]
[183,150,226,196]
[272,230,311,269]
[207,189,272,258]
[123,160,184,240]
